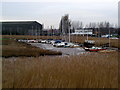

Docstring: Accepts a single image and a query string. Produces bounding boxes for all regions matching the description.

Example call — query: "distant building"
[1,21,43,35]
[42,29,48,36]
[42,29,60,36]
[71,29,93,35]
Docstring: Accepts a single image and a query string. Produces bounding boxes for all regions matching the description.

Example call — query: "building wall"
[2,21,43,35]
[71,29,93,35]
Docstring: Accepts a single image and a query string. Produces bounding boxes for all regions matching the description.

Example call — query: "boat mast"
[61,16,64,41]
[68,20,71,42]
[87,31,88,41]
[86,25,88,41]
[109,28,110,47]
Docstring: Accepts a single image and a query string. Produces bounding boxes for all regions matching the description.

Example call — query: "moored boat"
[84,46,106,52]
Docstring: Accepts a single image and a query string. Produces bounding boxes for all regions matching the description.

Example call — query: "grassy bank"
[2,52,118,88]
[1,37,62,57]
[2,35,119,48]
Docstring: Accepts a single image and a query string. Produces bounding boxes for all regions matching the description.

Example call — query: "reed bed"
[1,35,118,88]
[1,37,62,57]
[2,52,118,88]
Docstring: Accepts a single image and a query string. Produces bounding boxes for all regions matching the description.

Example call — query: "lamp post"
[68,20,71,43]
[109,28,110,47]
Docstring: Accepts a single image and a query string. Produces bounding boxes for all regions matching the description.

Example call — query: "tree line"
[71,21,119,36]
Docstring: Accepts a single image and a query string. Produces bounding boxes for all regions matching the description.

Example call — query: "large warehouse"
[1,21,43,35]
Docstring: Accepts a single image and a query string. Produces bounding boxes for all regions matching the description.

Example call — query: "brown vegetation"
[1,35,118,88]
[1,37,62,57]
[2,52,118,88]
[2,35,119,48]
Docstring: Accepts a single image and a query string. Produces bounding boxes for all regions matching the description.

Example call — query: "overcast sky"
[0,0,119,28]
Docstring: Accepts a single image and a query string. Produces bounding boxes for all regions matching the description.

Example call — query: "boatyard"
[1,0,120,88]
[17,37,118,56]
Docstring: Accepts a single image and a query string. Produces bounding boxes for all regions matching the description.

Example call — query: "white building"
[71,29,93,35]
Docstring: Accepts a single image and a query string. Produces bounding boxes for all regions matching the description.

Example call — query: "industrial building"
[71,29,93,36]
[1,21,43,35]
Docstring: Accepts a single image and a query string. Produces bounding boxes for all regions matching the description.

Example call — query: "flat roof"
[0,21,42,25]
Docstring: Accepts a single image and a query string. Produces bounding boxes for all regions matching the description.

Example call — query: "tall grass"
[2,52,118,88]
[1,35,118,88]
[2,38,62,57]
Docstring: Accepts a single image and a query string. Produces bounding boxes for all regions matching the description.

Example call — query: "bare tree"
[71,21,80,29]
[79,22,83,29]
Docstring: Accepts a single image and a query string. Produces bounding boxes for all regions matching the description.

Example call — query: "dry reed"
[1,37,62,57]
[2,52,118,88]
